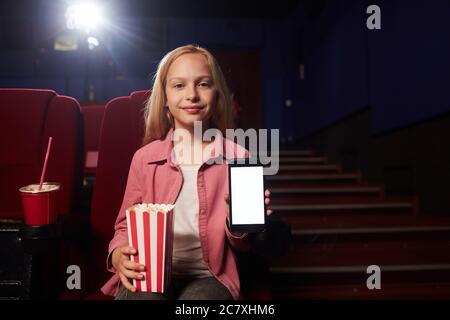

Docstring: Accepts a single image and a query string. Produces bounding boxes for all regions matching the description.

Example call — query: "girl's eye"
[174,84,184,89]
[199,82,211,88]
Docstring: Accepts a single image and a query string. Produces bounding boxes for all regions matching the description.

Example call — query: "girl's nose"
[186,85,199,102]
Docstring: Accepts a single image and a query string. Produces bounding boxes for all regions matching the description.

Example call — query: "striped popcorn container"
[126,203,175,293]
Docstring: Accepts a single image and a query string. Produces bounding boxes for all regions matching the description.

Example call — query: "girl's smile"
[181,105,205,114]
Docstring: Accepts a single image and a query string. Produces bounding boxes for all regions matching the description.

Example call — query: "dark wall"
[298,0,450,135]
[298,0,369,138]
[1,0,450,141]
[368,0,450,133]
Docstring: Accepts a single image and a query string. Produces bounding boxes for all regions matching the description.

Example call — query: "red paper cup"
[126,204,175,293]
[19,183,60,225]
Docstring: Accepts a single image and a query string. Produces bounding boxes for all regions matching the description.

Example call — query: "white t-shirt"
[172,164,212,278]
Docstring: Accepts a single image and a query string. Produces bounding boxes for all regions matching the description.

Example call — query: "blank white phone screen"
[230,166,265,225]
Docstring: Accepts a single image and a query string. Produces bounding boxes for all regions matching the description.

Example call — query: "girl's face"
[165,53,216,132]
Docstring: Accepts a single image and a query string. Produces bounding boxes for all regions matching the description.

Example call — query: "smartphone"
[228,162,266,232]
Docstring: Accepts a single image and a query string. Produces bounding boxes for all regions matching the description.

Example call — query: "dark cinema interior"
[1,0,450,300]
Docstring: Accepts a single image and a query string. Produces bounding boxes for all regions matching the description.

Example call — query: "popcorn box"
[126,203,175,293]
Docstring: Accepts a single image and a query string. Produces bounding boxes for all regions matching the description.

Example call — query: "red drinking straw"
[38,137,53,191]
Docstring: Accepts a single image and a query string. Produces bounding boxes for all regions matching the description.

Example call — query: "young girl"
[101,44,272,300]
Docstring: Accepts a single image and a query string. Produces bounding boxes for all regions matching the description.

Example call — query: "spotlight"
[87,36,100,50]
[65,2,103,33]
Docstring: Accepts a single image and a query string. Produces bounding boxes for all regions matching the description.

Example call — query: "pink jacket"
[101,128,251,299]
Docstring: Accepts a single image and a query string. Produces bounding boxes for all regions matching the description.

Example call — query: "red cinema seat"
[0,88,83,220]
[86,90,149,297]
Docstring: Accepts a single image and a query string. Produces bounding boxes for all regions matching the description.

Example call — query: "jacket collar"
[143,127,248,165]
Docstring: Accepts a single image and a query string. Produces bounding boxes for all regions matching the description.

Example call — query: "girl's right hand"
[111,245,146,292]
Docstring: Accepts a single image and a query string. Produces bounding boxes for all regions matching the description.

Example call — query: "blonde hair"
[142,44,233,145]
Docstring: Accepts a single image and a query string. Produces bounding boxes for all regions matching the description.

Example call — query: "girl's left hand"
[225,189,273,221]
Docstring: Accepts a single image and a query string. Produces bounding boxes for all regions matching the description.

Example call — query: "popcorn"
[126,203,175,293]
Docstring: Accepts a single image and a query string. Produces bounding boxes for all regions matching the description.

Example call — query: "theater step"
[270,186,385,204]
[271,227,450,268]
[270,184,384,196]
[268,198,418,215]
[269,223,450,299]
[269,266,450,299]
[266,172,361,188]
[257,150,315,157]
[262,149,450,299]
[271,194,415,206]
[270,265,450,286]
[277,164,342,175]
[283,213,450,230]
[262,156,328,164]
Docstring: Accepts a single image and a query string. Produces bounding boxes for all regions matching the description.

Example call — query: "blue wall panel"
[368,0,450,133]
